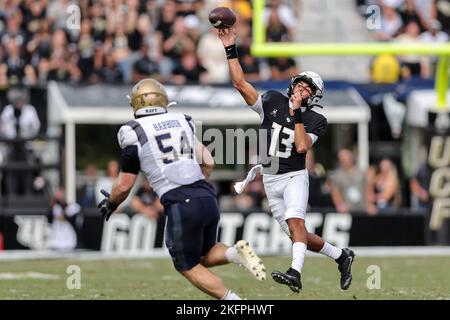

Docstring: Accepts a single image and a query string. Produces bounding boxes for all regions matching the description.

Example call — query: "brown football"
[208,7,236,29]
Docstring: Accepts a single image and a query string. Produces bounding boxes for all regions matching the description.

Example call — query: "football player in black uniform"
[218,27,355,293]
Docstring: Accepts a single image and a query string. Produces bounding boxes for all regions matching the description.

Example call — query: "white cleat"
[235,240,266,281]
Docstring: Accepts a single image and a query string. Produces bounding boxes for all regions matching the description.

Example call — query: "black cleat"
[336,248,355,290]
[271,268,302,293]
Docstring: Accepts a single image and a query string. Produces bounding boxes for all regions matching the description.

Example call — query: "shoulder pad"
[117,124,139,149]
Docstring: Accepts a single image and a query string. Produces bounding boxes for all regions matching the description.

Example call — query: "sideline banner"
[0,211,427,254]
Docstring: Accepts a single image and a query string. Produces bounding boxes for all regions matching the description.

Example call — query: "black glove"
[98,189,118,222]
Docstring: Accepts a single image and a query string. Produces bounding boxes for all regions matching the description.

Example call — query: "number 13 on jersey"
[268,123,295,159]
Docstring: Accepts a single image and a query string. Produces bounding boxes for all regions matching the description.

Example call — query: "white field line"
[0,272,60,280]
[1,247,450,261]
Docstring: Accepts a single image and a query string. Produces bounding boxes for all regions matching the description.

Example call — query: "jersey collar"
[134,106,167,118]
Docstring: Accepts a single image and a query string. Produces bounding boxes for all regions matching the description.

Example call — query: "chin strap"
[307,104,324,110]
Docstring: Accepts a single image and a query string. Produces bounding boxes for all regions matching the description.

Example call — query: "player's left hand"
[98,189,118,221]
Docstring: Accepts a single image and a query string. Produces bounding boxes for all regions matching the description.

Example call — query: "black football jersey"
[257,90,328,174]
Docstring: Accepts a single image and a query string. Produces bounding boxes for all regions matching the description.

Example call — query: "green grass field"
[1,256,449,300]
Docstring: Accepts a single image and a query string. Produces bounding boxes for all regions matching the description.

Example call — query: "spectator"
[4,38,25,86]
[130,179,163,220]
[370,54,401,83]
[329,149,376,214]
[88,2,107,44]
[172,50,207,85]
[268,57,299,81]
[398,0,422,27]
[436,0,450,35]
[98,52,124,84]
[0,87,40,195]
[409,163,433,211]
[95,160,120,205]
[238,45,262,82]
[410,162,433,211]
[48,188,82,250]
[1,7,25,48]
[46,0,71,31]
[47,29,81,83]
[27,20,52,67]
[306,150,334,209]
[197,28,230,84]
[395,21,431,78]
[131,39,160,83]
[183,14,202,44]
[155,0,179,80]
[77,19,96,83]
[420,19,449,73]
[265,3,292,42]
[105,21,132,83]
[264,0,296,40]
[22,0,46,40]
[371,158,402,212]
[375,1,404,41]
[162,16,196,67]
[77,163,98,208]
[420,19,449,42]
[0,87,40,140]
[409,0,438,30]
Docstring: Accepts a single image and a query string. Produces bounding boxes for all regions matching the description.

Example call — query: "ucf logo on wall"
[427,111,450,230]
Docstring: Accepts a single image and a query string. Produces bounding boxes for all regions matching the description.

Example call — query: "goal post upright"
[251,0,450,110]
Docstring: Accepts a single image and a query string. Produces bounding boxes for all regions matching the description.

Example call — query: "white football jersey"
[117,112,204,197]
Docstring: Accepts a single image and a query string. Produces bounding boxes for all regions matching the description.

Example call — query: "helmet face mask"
[128,79,169,114]
[287,71,324,107]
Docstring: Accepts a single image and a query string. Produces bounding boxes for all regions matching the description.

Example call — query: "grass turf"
[0,256,449,300]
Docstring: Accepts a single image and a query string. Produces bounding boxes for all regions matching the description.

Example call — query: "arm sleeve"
[120,145,140,174]
[307,133,318,145]
[250,95,264,123]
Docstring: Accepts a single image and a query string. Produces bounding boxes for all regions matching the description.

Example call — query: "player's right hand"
[290,90,303,110]
[97,189,118,222]
[218,27,236,47]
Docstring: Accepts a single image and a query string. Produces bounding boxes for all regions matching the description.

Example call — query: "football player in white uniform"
[98,79,266,300]
[218,28,355,293]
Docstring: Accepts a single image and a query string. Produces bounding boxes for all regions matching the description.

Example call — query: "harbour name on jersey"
[153,120,182,131]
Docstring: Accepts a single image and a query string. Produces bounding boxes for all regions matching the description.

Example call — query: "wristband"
[225,44,238,60]
[293,108,303,124]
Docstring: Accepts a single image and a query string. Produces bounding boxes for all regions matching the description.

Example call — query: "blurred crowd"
[0,0,301,88]
[360,0,450,82]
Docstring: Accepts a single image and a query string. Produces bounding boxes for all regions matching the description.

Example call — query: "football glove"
[98,189,118,222]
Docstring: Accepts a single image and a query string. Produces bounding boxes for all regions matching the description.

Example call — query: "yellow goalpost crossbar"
[250,0,450,109]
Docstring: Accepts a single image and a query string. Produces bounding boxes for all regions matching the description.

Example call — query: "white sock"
[319,242,342,260]
[225,246,240,264]
[221,290,242,300]
[291,242,307,273]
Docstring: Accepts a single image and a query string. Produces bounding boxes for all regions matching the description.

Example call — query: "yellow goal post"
[251,0,450,109]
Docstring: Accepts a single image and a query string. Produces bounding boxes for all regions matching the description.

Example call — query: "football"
[208,7,236,29]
